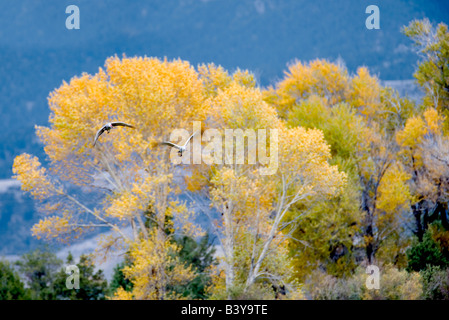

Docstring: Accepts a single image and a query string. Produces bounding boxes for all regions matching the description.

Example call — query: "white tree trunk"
[222,202,235,299]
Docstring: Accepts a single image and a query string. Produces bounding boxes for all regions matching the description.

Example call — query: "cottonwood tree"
[396,108,449,239]
[403,19,449,115]
[265,59,416,268]
[399,20,449,243]
[13,56,208,299]
[186,65,346,298]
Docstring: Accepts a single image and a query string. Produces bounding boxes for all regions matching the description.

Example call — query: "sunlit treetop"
[403,19,449,115]
[264,59,350,117]
[35,56,208,187]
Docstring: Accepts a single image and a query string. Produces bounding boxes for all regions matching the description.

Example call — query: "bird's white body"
[160,130,199,157]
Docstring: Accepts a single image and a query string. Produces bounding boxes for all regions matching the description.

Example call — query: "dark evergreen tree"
[15,247,62,300]
[53,253,108,300]
[407,229,449,272]
[0,260,29,300]
[174,233,217,299]
[109,258,133,295]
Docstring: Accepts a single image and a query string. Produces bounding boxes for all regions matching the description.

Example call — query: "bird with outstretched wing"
[159,130,199,157]
[93,121,135,146]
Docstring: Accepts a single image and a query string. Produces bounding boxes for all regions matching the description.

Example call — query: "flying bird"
[93,122,135,146]
[160,130,199,157]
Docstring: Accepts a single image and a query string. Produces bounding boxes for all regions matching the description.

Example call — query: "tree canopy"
[10,19,449,300]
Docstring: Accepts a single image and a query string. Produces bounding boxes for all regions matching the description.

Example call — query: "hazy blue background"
[0,0,448,264]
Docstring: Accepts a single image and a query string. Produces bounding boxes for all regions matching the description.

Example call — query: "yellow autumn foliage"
[110,231,195,300]
[376,164,412,215]
[13,55,356,300]
[264,59,350,117]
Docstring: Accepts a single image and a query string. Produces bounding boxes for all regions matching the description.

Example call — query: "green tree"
[403,19,449,118]
[54,253,108,300]
[109,259,133,295]
[406,228,449,272]
[173,233,217,299]
[15,247,62,300]
[284,97,364,278]
[0,260,29,300]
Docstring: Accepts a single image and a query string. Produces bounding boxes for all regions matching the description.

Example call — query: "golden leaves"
[396,107,445,167]
[376,164,412,215]
[31,216,71,241]
[15,54,352,299]
[349,66,382,119]
[105,56,207,137]
[198,63,233,96]
[113,231,195,300]
[264,59,350,117]
[106,190,140,220]
[12,153,59,200]
[396,116,427,149]
[211,81,282,130]
[278,126,346,198]
[423,107,445,135]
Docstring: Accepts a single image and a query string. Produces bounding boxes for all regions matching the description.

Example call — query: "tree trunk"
[223,203,234,299]
[412,202,424,242]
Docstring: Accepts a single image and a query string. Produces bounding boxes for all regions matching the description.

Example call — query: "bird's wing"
[183,130,199,147]
[160,141,181,150]
[93,126,106,146]
[111,122,135,128]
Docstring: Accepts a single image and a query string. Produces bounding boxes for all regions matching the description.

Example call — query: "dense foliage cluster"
[4,19,449,299]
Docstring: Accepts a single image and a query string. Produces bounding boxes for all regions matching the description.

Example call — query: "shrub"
[305,265,422,300]
[420,266,449,300]
[362,265,422,300]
